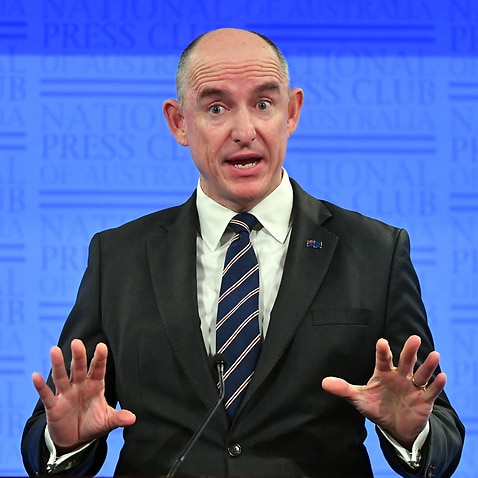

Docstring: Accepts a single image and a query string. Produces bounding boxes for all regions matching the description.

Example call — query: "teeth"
[234,161,257,169]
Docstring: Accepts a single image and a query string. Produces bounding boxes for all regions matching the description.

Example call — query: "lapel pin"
[306,239,323,249]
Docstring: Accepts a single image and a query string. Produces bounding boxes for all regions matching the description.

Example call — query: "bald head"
[175,28,290,104]
[162,27,304,212]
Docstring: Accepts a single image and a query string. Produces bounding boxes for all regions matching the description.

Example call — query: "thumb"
[322,376,356,400]
[109,409,136,430]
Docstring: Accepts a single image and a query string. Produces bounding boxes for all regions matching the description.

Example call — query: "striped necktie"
[216,213,261,419]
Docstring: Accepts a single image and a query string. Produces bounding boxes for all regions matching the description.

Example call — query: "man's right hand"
[32,339,136,453]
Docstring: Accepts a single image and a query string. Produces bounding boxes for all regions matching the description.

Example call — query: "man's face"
[164,29,303,212]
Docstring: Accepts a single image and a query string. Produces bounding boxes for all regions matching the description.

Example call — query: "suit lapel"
[243,181,339,406]
[146,193,220,409]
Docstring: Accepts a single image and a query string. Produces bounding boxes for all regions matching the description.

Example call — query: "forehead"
[185,34,287,100]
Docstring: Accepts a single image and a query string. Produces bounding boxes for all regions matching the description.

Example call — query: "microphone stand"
[167,355,226,478]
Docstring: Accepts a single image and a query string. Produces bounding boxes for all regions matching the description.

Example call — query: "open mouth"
[228,155,261,170]
[233,160,258,169]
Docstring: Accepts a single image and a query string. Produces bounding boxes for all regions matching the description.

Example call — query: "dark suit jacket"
[22,180,464,477]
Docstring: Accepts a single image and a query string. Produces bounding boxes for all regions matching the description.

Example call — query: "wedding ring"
[411,375,428,391]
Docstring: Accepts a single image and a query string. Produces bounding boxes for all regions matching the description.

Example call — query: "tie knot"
[229,213,258,235]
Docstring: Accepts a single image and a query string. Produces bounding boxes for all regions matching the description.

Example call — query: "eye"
[209,104,224,115]
[257,100,271,110]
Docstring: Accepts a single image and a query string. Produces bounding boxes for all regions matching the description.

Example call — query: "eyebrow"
[256,81,281,94]
[198,87,224,100]
[198,81,282,101]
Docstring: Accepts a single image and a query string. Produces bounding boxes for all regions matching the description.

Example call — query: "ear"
[163,99,188,146]
[286,88,304,136]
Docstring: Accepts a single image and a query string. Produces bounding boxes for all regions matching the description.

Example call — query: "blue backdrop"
[0,0,476,475]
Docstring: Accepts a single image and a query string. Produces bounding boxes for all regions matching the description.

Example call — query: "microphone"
[167,354,226,478]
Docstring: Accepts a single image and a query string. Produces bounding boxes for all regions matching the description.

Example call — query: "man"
[22,28,464,477]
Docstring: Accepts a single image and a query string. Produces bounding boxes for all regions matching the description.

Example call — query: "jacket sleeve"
[21,233,113,476]
[377,229,465,478]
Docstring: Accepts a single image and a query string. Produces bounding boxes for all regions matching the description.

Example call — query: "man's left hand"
[322,335,446,449]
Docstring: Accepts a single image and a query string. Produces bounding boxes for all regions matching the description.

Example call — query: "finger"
[32,372,57,410]
[109,409,137,430]
[374,338,395,373]
[322,376,359,401]
[70,339,88,384]
[423,372,447,402]
[50,346,72,395]
[396,335,422,377]
[412,350,441,388]
[87,343,108,381]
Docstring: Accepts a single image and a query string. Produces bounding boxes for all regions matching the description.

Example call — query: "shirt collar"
[197,169,293,251]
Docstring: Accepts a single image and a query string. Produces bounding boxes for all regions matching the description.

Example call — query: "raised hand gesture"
[32,339,136,452]
[322,335,446,449]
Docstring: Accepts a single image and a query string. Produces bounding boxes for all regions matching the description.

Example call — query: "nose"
[232,108,256,144]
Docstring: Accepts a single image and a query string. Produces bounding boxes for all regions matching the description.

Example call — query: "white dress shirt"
[196,169,293,355]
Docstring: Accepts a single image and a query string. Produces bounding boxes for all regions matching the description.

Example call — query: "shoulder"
[93,191,197,245]
[323,200,402,236]
[291,178,406,248]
